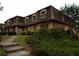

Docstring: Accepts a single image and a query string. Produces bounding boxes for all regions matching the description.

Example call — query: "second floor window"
[40,9,47,19]
[32,14,37,22]
[29,16,32,22]
[19,18,24,23]
[25,17,29,24]
[32,14,37,20]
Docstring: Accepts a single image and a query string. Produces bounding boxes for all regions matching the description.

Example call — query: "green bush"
[0,48,7,56]
[20,32,27,35]
[26,31,34,35]
[26,28,79,56]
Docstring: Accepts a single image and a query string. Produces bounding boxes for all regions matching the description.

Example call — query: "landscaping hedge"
[26,28,79,56]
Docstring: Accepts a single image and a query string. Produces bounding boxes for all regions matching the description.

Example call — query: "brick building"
[3,5,74,34]
[0,23,3,32]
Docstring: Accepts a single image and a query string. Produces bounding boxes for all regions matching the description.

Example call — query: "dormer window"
[32,14,37,22]
[32,14,37,20]
[25,16,29,24]
[40,9,47,19]
[29,16,32,22]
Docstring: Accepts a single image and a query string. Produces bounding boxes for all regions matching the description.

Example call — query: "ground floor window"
[19,27,25,32]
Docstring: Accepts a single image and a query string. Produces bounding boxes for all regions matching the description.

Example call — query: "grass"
[14,35,32,53]
[14,35,30,43]
[2,35,10,42]
[2,35,29,42]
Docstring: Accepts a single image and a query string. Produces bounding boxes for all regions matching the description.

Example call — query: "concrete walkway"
[1,36,30,56]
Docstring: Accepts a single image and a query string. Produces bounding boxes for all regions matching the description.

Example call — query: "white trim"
[51,7,53,19]
[25,16,29,24]
[25,16,29,20]
[40,9,47,19]
[32,14,37,20]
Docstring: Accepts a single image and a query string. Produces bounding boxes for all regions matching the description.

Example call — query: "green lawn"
[2,35,10,42]
[2,35,30,43]
[14,35,31,43]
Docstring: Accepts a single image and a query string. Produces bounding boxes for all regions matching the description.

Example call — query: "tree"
[0,2,3,42]
[0,2,3,11]
[60,4,79,28]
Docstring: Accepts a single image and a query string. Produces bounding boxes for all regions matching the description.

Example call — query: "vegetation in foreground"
[2,35,10,42]
[26,28,79,56]
[0,47,7,56]
[14,35,30,43]
[61,4,79,28]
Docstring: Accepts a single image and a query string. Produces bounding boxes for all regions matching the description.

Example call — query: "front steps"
[1,42,30,56]
[8,50,30,56]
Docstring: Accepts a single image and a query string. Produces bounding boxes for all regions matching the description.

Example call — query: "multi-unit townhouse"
[0,24,2,32]
[0,23,3,41]
[3,5,74,34]
[0,23,3,33]
[3,16,25,34]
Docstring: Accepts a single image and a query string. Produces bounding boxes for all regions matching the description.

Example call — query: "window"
[40,9,47,19]
[19,18,24,23]
[19,28,24,32]
[29,16,32,22]
[32,14,37,20]
[25,16,28,24]
[32,14,37,22]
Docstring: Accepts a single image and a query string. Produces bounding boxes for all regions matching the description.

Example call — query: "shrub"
[26,31,34,35]
[26,28,79,56]
[0,47,7,56]
[20,32,27,35]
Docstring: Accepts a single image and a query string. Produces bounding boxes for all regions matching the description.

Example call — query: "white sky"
[0,0,79,23]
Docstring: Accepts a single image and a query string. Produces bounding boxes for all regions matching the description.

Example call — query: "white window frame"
[32,14,37,20]
[40,9,47,19]
[25,16,29,24]
[32,14,37,22]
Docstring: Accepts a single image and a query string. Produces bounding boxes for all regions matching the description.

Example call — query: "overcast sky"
[0,0,79,23]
